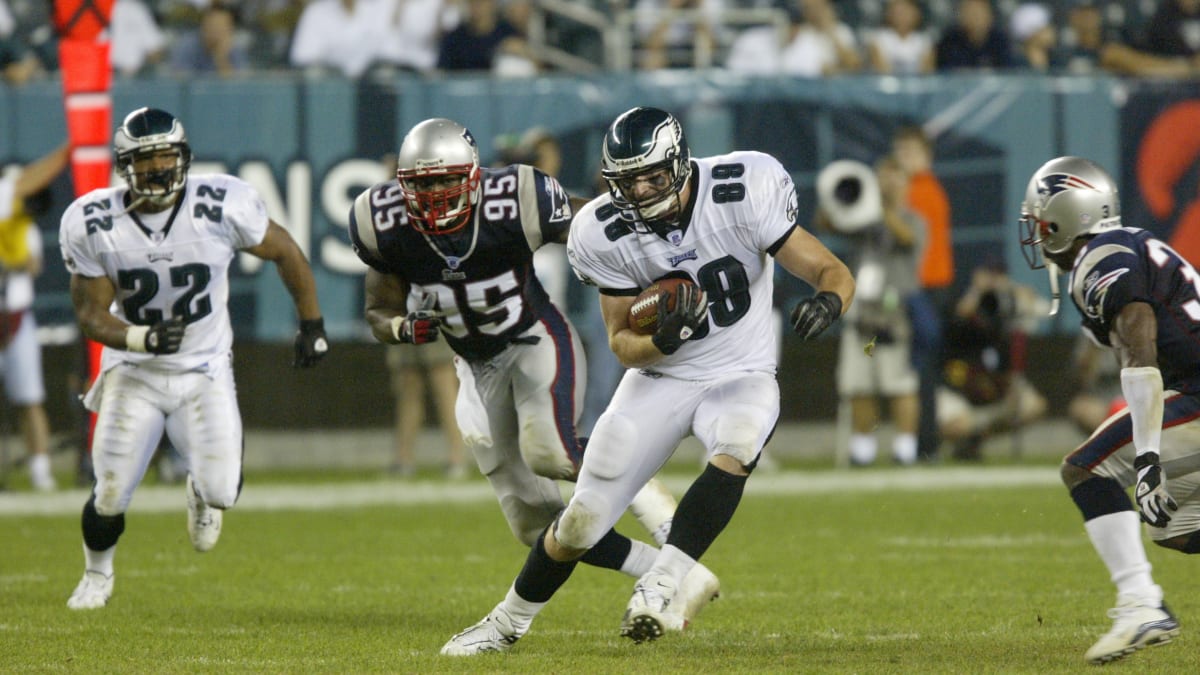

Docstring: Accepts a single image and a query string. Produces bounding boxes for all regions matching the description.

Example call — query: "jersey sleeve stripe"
[351,191,382,261]
[516,164,544,252]
[599,287,642,297]
[766,223,796,257]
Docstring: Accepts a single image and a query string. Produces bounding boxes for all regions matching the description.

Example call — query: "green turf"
[2,472,1195,673]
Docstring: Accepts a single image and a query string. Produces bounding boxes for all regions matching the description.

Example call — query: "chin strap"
[1046,261,1060,316]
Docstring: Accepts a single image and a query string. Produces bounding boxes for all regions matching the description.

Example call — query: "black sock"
[81,495,125,551]
[580,528,633,570]
[514,528,579,603]
[667,463,748,560]
[1070,476,1132,521]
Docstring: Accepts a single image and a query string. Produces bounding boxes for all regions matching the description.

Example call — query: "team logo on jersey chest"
[148,251,174,263]
[668,249,698,267]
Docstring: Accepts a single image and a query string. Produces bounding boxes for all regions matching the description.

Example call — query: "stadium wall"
[8,73,1199,431]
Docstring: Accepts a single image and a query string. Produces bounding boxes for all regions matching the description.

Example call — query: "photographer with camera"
[937,259,1049,460]
[819,156,925,466]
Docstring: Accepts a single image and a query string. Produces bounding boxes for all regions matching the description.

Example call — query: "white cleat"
[621,573,684,643]
[67,570,113,610]
[440,606,521,656]
[666,562,720,631]
[186,475,222,553]
[1084,599,1180,664]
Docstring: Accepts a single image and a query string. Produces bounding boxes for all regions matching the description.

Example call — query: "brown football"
[627,277,697,336]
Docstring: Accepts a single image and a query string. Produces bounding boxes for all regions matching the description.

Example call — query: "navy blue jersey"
[1069,227,1200,394]
[350,164,574,360]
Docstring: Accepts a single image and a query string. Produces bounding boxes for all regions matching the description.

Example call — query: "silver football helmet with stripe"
[1020,156,1121,265]
[1019,156,1122,315]
[395,118,482,236]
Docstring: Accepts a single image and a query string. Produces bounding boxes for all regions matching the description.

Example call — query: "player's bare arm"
[1109,301,1158,368]
[242,221,322,321]
[364,268,410,344]
[599,292,667,368]
[773,225,855,311]
[69,274,138,349]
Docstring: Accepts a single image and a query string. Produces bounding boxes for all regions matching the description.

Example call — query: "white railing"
[528,2,791,73]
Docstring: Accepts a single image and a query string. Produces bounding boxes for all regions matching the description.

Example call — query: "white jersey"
[567,151,797,380]
[59,174,269,374]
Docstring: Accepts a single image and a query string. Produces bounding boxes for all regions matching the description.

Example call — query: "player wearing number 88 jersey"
[440,107,855,653]
[59,107,326,611]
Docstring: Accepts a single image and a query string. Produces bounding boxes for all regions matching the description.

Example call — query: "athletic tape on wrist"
[390,316,405,343]
[126,325,150,353]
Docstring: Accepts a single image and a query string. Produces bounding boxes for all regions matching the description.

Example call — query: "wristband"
[126,325,150,353]
[299,317,325,333]
[1120,366,1163,459]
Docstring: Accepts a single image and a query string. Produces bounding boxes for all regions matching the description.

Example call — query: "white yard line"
[0,466,1059,517]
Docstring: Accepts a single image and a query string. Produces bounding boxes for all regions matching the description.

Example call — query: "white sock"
[29,453,51,479]
[892,433,917,464]
[620,539,658,578]
[629,478,676,546]
[849,433,877,465]
[83,542,116,577]
[647,544,697,594]
[1083,511,1159,602]
[499,584,545,636]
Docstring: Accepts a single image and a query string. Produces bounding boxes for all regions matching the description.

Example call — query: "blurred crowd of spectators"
[1,0,1197,84]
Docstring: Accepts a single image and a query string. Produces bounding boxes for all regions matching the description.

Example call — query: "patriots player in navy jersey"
[1020,156,1197,664]
[349,118,720,652]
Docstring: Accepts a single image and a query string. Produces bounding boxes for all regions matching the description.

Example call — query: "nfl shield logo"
[446,256,461,270]
[668,230,683,246]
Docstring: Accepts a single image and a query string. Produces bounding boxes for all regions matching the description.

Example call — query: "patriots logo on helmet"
[1081,267,1129,319]
[1038,173,1097,199]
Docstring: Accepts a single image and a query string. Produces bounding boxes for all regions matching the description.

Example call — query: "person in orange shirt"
[893,126,953,461]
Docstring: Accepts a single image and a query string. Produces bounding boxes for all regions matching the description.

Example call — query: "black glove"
[790,291,843,340]
[146,317,185,355]
[293,318,329,368]
[1134,452,1177,527]
[397,308,443,345]
[651,284,708,356]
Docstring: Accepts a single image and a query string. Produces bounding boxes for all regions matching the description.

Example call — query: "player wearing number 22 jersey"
[350,119,711,644]
[60,107,327,612]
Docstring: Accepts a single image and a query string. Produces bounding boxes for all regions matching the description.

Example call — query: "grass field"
[2,463,1195,673]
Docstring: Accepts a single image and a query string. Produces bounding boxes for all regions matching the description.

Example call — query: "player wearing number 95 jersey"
[59,107,327,611]
[440,107,855,654]
[1020,156,1200,664]
[350,119,714,652]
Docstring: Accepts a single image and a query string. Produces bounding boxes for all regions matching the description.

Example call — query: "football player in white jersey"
[59,107,328,610]
[440,107,854,654]
[1020,157,1200,664]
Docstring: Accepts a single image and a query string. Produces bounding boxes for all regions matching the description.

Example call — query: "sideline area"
[0,464,1060,516]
